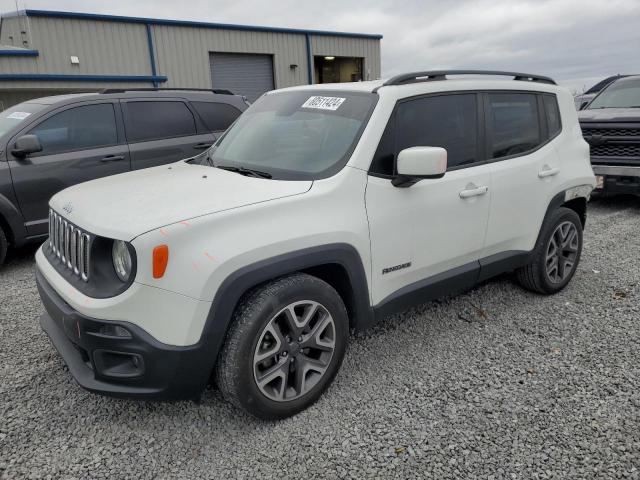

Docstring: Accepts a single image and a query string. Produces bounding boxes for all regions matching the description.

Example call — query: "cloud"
[3,0,639,92]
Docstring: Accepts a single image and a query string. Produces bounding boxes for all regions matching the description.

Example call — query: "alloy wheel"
[253,300,336,402]
[545,221,580,283]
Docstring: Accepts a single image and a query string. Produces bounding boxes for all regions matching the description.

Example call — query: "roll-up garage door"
[209,53,275,103]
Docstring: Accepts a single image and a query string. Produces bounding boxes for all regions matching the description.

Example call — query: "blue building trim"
[305,34,313,85]
[7,9,383,40]
[0,49,39,56]
[0,74,168,82]
[145,23,158,87]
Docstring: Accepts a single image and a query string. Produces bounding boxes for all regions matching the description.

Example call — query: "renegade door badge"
[382,262,412,275]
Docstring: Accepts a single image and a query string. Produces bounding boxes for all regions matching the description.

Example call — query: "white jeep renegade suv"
[36,71,595,419]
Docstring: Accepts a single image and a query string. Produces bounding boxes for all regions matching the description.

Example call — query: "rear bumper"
[592,165,640,196]
[36,267,214,400]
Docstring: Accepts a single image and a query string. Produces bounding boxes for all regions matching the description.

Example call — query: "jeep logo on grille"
[62,203,73,215]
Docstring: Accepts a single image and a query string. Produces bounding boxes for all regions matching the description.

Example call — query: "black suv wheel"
[517,207,583,294]
[215,273,349,420]
[0,225,8,265]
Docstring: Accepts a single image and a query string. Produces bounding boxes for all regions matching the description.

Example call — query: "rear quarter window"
[543,94,562,138]
[192,101,242,131]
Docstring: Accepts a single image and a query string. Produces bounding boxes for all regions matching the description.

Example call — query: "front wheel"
[215,273,349,420]
[517,207,583,294]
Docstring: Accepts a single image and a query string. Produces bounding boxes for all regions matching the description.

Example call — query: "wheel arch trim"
[0,193,27,246]
[199,243,372,368]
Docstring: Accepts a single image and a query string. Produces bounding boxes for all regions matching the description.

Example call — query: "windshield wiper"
[216,165,272,179]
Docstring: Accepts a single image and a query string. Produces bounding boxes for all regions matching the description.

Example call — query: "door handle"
[193,142,213,150]
[100,155,125,163]
[538,166,560,178]
[459,185,489,199]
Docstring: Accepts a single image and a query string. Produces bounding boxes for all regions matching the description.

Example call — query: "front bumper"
[592,165,640,196]
[37,267,213,400]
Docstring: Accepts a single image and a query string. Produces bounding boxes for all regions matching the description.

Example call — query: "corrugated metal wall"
[311,36,381,82]
[152,24,310,89]
[0,13,382,93]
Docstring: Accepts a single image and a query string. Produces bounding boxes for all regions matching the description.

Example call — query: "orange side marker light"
[153,245,169,279]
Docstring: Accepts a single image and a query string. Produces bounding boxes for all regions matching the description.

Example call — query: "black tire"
[215,273,349,420]
[517,207,583,294]
[0,225,7,265]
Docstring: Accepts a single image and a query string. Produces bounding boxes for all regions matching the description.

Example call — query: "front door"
[365,93,492,306]
[7,101,129,236]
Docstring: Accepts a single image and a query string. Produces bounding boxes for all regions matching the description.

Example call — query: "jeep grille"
[48,209,91,281]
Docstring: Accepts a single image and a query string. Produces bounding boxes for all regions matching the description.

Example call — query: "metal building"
[0,10,382,110]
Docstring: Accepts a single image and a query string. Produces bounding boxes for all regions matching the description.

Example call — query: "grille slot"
[583,127,640,137]
[591,144,640,158]
[48,209,91,281]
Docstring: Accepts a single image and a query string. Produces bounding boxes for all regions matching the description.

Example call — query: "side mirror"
[579,101,589,110]
[11,134,42,158]
[392,146,447,188]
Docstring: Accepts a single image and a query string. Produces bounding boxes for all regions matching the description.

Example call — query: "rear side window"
[487,93,541,159]
[28,103,117,155]
[125,101,196,142]
[192,101,242,131]
[543,95,561,138]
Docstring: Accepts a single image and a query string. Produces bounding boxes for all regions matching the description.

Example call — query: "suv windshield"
[200,90,376,180]
[587,77,640,109]
[0,103,46,137]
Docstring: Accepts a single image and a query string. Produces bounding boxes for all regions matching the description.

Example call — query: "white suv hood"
[49,161,312,240]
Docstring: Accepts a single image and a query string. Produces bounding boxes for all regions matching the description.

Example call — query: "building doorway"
[314,56,363,84]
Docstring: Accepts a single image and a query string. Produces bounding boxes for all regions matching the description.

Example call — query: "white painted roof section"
[272,75,567,99]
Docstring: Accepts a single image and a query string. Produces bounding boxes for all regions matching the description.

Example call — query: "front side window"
[369,94,478,175]
[125,101,196,142]
[586,77,640,109]
[29,103,118,155]
[204,90,377,180]
[487,93,540,159]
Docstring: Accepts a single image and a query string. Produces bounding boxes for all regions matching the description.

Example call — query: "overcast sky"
[2,0,639,92]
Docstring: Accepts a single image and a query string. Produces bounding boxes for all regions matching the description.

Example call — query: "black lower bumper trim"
[36,267,215,400]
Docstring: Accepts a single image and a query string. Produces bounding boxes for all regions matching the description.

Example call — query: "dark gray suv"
[0,88,248,264]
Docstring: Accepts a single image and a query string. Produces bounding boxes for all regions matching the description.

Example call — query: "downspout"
[145,23,158,88]
[305,33,313,85]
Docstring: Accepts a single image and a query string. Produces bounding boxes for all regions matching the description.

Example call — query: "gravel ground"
[1,196,639,479]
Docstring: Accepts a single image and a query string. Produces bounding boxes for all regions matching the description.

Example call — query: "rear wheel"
[0,225,7,265]
[215,273,349,420]
[517,207,583,294]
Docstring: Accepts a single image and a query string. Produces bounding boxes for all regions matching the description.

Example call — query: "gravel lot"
[1,197,639,479]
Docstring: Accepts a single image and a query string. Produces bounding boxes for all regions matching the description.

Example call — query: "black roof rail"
[377,70,557,90]
[100,87,235,95]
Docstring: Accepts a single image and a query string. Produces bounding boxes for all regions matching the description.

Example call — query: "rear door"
[7,101,129,235]
[122,99,216,170]
[483,92,562,256]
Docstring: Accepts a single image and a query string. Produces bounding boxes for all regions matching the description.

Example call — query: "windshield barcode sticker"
[6,112,31,120]
[301,96,346,111]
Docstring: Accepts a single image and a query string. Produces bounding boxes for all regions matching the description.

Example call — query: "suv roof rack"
[100,87,235,95]
[378,70,557,89]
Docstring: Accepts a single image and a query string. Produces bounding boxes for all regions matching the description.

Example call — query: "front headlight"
[112,240,133,282]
